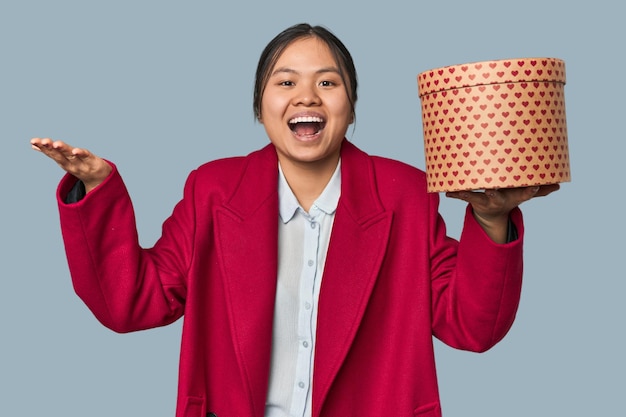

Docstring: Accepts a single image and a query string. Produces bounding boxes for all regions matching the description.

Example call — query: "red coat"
[57,140,524,417]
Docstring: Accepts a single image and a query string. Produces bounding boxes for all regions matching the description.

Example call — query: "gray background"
[1,0,623,415]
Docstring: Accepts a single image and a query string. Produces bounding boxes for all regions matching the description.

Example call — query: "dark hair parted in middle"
[253,23,358,121]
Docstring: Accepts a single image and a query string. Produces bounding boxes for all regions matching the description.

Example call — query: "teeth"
[289,116,324,124]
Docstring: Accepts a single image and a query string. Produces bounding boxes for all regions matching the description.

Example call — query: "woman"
[31,23,557,417]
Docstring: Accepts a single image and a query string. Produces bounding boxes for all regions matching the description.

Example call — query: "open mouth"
[288,116,326,137]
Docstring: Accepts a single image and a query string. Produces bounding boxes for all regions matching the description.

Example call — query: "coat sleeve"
[430,201,525,352]
[57,163,197,333]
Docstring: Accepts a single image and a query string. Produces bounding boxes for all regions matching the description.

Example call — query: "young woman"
[31,23,557,417]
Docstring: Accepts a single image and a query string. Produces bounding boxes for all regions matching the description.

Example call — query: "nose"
[293,82,321,106]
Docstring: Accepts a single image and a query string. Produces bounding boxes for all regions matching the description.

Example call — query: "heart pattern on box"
[418,58,570,192]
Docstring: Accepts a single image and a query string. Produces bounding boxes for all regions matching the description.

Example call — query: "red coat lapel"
[213,144,279,416]
[313,141,393,416]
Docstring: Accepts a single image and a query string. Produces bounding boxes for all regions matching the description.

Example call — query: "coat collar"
[222,139,387,221]
[214,140,392,416]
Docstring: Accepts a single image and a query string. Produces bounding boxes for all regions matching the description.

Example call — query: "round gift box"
[417,57,570,193]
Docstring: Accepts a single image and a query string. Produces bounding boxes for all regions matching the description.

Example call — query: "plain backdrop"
[1,1,624,416]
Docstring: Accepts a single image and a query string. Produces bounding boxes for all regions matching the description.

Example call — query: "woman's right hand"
[30,138,112,193]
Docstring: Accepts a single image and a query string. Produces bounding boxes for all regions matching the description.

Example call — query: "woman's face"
[260,36,353,172]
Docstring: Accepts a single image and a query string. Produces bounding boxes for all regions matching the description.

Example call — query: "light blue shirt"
[264,161,341,417]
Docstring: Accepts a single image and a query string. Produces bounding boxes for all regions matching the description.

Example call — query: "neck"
[279,155,339,212]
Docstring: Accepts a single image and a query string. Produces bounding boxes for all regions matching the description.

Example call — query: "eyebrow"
[270,66,341,77]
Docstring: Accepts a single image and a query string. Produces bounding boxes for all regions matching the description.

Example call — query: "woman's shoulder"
[343,141,429,200]
[371,154,425,176]
[188,144,277,194]
[367,153,428,191]
[195,144,274,175]
[344,140,426,180]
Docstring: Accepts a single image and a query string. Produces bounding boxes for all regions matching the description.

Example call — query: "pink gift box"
[418,58,570,192]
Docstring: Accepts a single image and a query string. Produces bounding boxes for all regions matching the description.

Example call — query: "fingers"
[505,184,559,204]
[446,188,521,222]
[31,138,91,165]
[32,138,74,162]
[533,184,560,198]
[446,189,502,206]
[511,186,540,206]
[446,184,560,209]
[30,137,112,192]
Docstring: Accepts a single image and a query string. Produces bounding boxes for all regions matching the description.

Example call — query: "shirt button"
[303,341,309,348]
[307,259,314,267]
[298,381,306,389]
[304,302,312,310]
[310,222,316,229]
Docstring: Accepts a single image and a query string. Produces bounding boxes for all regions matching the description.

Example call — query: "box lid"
[418,57,566,97]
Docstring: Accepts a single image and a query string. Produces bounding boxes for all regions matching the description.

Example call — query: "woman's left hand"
[446,184,560,243]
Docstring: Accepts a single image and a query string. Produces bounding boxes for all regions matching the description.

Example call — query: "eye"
[279,80,295,87]
[319,80,335,87]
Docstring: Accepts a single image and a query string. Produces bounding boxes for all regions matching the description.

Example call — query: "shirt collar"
[278,160,342,224]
